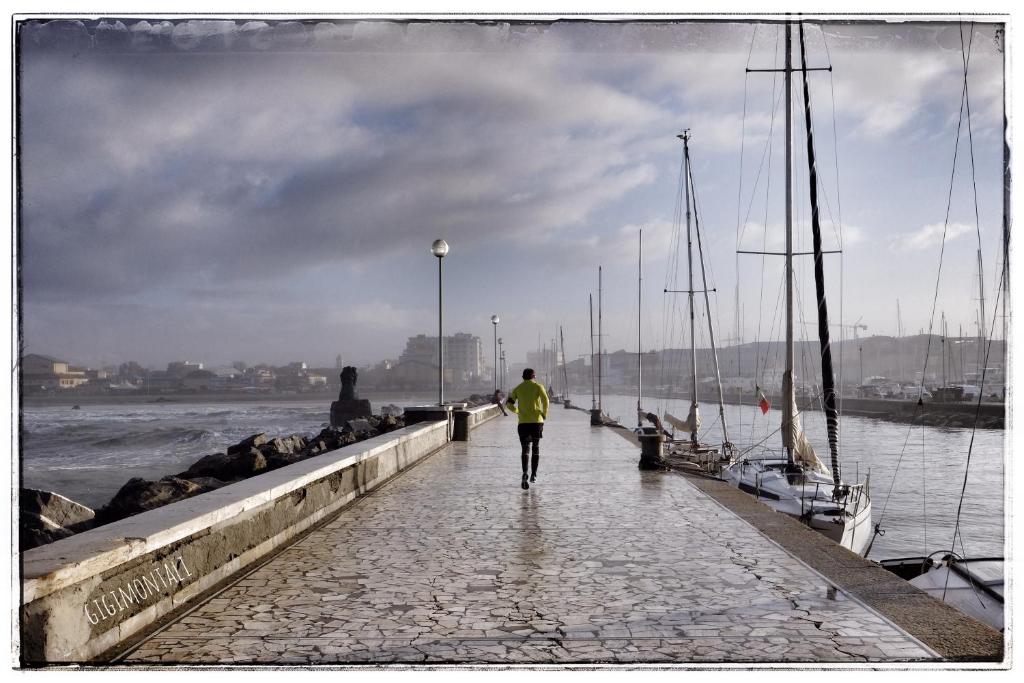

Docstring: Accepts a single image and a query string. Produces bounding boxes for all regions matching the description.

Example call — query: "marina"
[14,14,1009,669]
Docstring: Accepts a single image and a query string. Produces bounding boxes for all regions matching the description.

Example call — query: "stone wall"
[21,404,501,664]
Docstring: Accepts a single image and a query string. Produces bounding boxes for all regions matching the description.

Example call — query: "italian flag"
[757,386,770,415]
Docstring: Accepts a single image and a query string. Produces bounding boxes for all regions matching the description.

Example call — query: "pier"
[70,408,997,665]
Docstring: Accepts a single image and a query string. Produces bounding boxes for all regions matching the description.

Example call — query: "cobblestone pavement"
[125,408,937,664]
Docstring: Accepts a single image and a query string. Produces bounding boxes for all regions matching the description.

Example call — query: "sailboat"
[548,335,564,405]
[560,326,572,409]
[720,20,873,556]
[658,131,734,474]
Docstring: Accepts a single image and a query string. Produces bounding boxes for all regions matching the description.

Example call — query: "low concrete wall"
[20,404,500,664]
[466,404,501,428]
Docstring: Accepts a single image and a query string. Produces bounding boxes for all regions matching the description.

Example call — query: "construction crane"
[800,318,868,340]
[801,318,868,384]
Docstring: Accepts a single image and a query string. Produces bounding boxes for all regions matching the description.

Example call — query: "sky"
[16,16,1007,371]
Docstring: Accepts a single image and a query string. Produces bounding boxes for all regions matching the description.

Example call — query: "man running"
[506,368,550,490]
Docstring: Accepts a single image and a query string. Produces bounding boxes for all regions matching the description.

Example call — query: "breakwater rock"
[21,413,406,551]
[97,476,204,524]
[19,488,96,551]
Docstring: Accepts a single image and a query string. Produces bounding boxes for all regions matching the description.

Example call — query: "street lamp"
[500,348,507,394]
[431,239,449,405]
[498,337,505,393]
[859,344,864,387]
[490,314,500,393]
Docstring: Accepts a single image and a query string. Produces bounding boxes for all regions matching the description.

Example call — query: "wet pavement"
[123,407,937,664]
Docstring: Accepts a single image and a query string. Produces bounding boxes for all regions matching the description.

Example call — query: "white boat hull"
[911,559,1003,631]
[805,498,873,557]
[880,556,1003,631]
[721,457,873,556]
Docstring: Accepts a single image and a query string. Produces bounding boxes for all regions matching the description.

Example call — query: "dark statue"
[339,366,358,400]
[330,366,372,426]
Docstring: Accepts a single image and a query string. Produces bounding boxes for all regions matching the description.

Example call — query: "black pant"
[518,423,543,475]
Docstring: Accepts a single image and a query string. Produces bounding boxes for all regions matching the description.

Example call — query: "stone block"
[330,399,373,427]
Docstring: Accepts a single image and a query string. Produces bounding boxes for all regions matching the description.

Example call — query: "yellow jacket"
[507,379,550,423]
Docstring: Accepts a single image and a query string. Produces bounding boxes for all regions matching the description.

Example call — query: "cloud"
[842,225,867,246]
[822,25,1003,140]
[18,37,673,305]
[15,19,1006,367]
[888,221,976,251]
[588,219,676,266]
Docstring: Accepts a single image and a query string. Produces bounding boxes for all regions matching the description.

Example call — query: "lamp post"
[498,338,505,393]
[859,344,864,387]
[500,348,507,394]
[431,239,449,405]
[490,314,500,393]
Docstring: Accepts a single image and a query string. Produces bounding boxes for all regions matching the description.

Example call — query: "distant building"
[243,366,276,388]
[167,361,203,378]
[399,335,437,368]
[266,362,328,393]
[22,354,69,377]
[20,354,88,390]
[145,371,182,392]
[446,333,484,383]
[182,369,218,392]
[391,358,444,387]
[397,333,483,387]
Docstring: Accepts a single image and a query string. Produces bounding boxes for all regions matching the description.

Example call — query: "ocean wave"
[90,427,217,448]
[21,422,115,438]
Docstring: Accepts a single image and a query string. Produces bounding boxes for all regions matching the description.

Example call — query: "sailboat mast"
[682,132,698,435]
[554,330,559,395]
[589,294,596,409]
[688,156,731,450]
[960,323,964,384]
[897,299,903,383]
[942,312,947,387]
[598,266,603,411]
[977,248,987,376]
[783,20,795,461]
[560,325,569,402]
[552,332,557,393]
[977,248,987,343]
[798,20,842,486]
[638,228,643,428]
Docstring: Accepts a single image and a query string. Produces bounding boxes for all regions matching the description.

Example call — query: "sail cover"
[664,403,701,434]
[790,412,829,474]
[781,370,830,474]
